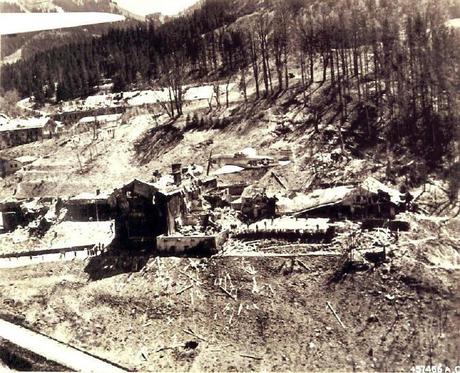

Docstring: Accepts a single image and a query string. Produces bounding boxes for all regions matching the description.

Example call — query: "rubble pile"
[24,198,64,238]
[334,227,396,268]
[1,147,417,261]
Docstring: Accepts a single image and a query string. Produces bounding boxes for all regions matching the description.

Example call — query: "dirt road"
[0,319,126,372]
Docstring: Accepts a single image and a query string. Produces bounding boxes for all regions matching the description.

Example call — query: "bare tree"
[158,51,187,118]
[249,29,260,99]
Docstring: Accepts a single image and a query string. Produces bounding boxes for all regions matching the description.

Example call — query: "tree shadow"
[132,121,184,166]
[84,240,217,281]
[84,245,150,281]
[327,258,370,284]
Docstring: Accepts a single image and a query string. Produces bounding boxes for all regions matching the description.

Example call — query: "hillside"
[0,0,459,371]
[0,0,140,63]
[2,0,458,175]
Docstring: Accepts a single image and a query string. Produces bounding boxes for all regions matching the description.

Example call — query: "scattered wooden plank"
[156,346,171,352]
[219,285,236,300]
[327,301,346,329]
[240,354,262,360]
[252,276,260,294]
[180,270,202,284]
[226,273,233,288]
[296,259,311,271]
[271,171,287,190]
[176,284,193,295]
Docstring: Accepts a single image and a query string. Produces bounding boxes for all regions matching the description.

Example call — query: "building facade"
[0,158,23,178]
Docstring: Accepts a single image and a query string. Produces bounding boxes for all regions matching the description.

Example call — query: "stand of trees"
[1,0,458,166]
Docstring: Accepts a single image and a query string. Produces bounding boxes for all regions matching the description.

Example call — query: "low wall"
[156,231,228,256]
[0,244,94,259]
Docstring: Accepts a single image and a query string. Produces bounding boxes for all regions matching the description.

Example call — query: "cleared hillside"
[0,239,458,371]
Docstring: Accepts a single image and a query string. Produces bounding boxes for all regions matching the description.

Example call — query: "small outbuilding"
[65,191,112,221]
[0,158,23,178]
[0,201,24,233]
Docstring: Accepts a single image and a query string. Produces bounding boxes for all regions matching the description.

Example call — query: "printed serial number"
[411,366,460,373]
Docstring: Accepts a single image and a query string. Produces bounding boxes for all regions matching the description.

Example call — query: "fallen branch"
[243,266,257,275]
[183,328,207,341]
[240,354,262,360]
[176,284,193,295]
[327,301,346,329]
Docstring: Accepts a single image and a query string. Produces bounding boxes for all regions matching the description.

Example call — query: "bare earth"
[0,244,458,372]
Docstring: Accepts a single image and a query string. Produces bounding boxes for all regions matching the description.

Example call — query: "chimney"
[171,163,182,174]
[172,163,182,185]
[173,172,182,185]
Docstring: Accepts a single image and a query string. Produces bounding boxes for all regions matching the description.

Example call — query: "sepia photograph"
[0,0,459,371]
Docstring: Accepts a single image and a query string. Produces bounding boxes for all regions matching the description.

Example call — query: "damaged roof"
[117,175,201,199]
[287,186,354,215]
[360,177,405,205]
[69,192,110,202]
[283,177,405,216]
[78,114,122,124]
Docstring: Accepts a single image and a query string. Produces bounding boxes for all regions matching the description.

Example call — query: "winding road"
[0,319,126,372]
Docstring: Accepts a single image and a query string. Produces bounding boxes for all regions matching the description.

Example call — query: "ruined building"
[293,177,410,220]
[108,179,173,248]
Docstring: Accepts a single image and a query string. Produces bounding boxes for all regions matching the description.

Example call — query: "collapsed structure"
[291,177,411,221]
[1,141,412,259]
[107,165,224,255]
